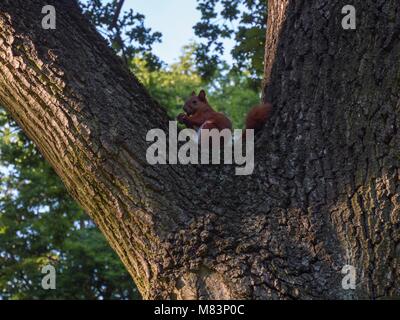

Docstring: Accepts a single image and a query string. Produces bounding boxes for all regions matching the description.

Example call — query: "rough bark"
[262,0,400,299]
[0,0,399,299]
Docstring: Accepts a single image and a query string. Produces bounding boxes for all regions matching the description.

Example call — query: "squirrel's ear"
[198,90,207,102]
[191,91,196,96]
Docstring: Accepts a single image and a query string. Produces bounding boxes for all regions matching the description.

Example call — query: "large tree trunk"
[0,0,399,299]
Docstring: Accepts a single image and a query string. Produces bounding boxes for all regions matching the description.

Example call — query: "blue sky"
[124,0,233,65]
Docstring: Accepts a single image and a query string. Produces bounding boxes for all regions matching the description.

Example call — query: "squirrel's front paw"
[177,113,187,123]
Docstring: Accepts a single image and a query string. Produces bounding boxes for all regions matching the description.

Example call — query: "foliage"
[193,0,267,87]
[206,68,261,128]
[132,43,203,119]
[80,0,162,69]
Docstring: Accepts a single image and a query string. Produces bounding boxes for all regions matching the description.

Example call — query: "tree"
[0,0,399,300]
[0,109,139,299]
[131,43,203,119]
[0,0,163,300]
[0,40,256,299]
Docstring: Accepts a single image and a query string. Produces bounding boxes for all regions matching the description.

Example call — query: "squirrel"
[177,90,272,138]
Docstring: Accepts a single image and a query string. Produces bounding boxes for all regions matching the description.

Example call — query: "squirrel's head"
[183,90,208,115]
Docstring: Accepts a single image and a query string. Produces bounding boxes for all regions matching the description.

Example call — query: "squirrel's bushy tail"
[244,102,273,133]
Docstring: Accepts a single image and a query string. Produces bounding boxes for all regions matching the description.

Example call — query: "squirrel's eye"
[193,100,197,104]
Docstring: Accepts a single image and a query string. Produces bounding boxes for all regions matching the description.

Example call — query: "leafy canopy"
[194,0,267,86]
[81,0,162,69]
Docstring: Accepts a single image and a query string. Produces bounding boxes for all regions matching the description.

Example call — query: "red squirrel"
[177,90,272,137]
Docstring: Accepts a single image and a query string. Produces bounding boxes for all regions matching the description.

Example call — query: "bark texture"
[0,0,399,299]
[262,0,400,299]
